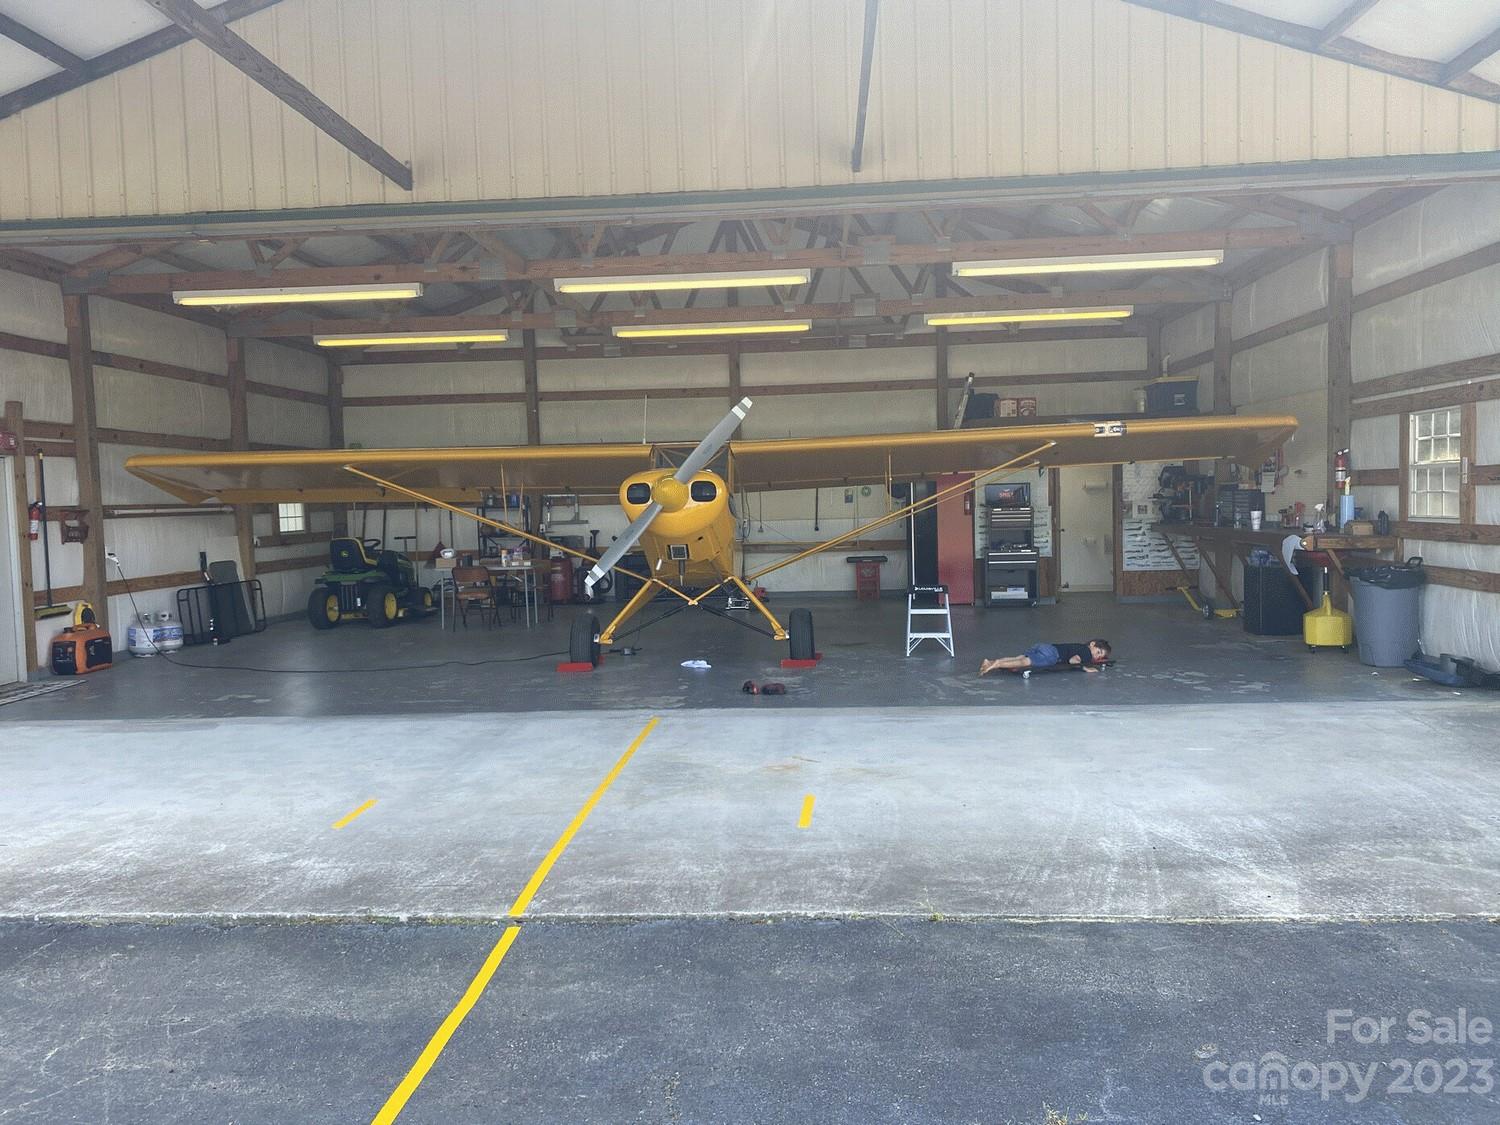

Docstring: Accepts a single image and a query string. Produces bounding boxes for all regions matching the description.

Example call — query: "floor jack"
[1174,584,1238,620]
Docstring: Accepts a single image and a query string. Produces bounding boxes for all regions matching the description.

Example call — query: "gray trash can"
[1347,557,1425,668]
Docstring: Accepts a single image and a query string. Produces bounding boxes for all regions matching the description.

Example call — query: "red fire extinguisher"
[1333,448,1351,494]
[27,501,41,540]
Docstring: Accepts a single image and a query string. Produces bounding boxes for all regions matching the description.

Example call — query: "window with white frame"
[1409,407,1462,521]
[277,502,307,534]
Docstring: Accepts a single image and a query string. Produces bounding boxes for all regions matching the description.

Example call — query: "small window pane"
[277,503,306,534]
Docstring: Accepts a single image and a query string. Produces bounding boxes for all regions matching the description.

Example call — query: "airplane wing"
[126,414,1295,504]
[725,414,1297,492]
[125,444,658,504]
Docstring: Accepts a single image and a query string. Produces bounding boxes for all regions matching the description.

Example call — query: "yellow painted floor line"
[507,715,660,918]
[369,715,660,1124]
[370,924,521,1125]
[332,799,377,830]
[798,793,816,829]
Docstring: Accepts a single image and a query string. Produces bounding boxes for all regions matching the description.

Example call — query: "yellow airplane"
[126,402,1296,666]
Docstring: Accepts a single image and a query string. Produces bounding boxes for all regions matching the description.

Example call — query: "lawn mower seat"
[329,537,380,573]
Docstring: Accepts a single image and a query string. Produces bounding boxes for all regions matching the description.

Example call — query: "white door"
[0,456,24,687]
[1058,466,1114,592]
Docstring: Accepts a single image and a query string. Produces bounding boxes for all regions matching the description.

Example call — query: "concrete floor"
[2,595,1497,1122]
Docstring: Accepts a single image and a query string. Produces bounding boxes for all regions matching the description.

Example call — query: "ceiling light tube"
[612,320,812,339]
[173,283,424,306]
[951,250,1224,278]
[557,269,811,294]
[923,307,1134,327]
[314,330,510,347]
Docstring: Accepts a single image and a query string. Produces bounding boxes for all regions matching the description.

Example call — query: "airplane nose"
[652,477,689,512]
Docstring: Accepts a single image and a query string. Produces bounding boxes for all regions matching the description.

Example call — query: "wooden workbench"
[1150,523,1397,610]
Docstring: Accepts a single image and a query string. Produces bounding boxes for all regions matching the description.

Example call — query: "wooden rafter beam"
[851,0,879,173]
[1439,24,1500,86]
[0,0,284,122]
[0,13,85,71]
[228,285,1218,339]
[1118,0,1500,103]
[71,226,1315,297]
[1317,0,1383,47]
[142,0,412,190]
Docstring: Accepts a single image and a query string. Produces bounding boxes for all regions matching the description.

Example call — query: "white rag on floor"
[680,659,711,669]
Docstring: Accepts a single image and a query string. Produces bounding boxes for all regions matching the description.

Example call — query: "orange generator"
[50,602,113,675]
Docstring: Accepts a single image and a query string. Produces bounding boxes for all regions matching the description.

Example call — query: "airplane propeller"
[584,396,752,593]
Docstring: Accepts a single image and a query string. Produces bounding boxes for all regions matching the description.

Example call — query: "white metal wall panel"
[544,395,727,444]
[90,299,228,377]
[1163,304,1214,363]
[947,337,1147,376]
[1231,249,1328,340]
[342,360,526,399]
[1351,415,1399,469]
[343,401,528,448]
[740,348,928,387]
[3,0,1498,222]
[544,355,728,393]
[248,393,327,447]
[0,352,71,422]
[1355,184,1500,297]
[96,369,226,440]
[245,340,329,392]
[1352,263,1500,384]
[1479,400,1500,463]
[0,266,65,342]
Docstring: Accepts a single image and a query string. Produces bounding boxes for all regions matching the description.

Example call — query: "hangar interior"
[1,2,1499,1123]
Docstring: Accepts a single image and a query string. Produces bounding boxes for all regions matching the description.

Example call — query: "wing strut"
[339,464,690,599]
[739,441,1057,584]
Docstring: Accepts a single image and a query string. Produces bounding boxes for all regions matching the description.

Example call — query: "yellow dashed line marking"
[798,793,816,829]
[332,799,377,830]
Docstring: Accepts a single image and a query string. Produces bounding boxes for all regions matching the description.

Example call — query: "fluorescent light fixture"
[314,329,510,347]
[557,269,810,294]
[924,306,1134,327]
[951,250,1224,278]
[173,283,424,306]
[612,320,812,339]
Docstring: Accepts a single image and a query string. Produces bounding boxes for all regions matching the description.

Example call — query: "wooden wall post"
[1211,299,1235,600]
[522,328,541,445]
[1145,318,1163,379]
[62,296,109,616]
[326,358,347,536]
[1326,242,1354,507]
[226,337,255,579]
[4,400,37,671]
[935,327,950,429]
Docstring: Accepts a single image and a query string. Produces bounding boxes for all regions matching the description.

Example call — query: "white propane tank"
[127,611,159,657]
[156,611,184,653]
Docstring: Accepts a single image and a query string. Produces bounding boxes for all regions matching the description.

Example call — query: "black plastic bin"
[1242,561,1309,636]
[1347,557,1425,667]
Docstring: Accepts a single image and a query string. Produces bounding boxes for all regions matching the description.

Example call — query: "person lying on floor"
[979,639,1112,677]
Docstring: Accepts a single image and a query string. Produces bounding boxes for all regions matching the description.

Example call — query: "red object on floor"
[780,651,823,669]
[556,661,596,673]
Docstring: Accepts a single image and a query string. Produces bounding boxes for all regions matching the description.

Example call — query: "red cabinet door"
[934,473,975,605]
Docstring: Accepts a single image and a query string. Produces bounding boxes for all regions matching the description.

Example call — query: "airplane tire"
[570,613,601,666]
[788,608,815,661]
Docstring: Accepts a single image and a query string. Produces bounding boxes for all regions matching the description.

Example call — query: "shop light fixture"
[951,250,1224,277]
[314,329,510,347]
[556,269,811,294]
[924,307,1134,327]
[612,320,812,339]
[173,283,424,306]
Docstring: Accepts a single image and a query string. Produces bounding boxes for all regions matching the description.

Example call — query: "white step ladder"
[906,585,955,656]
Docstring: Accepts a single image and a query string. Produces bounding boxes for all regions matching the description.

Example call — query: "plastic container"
[1348,557,1426,667]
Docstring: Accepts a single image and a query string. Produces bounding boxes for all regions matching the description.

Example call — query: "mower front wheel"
[570,613,601,666]
[367,582,400,628]
[308,587,341,630]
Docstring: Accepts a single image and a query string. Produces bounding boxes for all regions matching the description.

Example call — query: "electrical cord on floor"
[108,557,567,674]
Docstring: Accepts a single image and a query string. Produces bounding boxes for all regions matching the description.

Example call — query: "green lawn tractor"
[306,537,435,629]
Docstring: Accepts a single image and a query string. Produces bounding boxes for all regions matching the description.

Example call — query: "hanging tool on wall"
[33,450,69,620]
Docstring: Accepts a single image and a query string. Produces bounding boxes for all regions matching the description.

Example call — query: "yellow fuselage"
[620,469,736,587]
